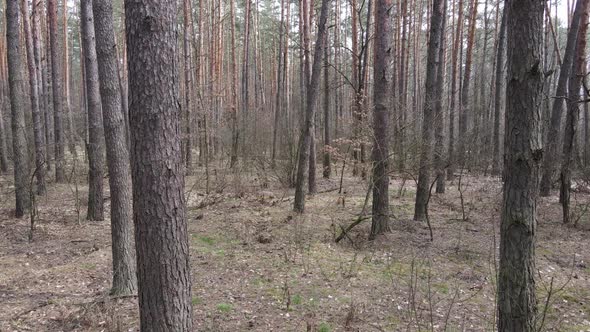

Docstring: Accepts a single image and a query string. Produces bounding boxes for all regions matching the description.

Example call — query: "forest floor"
[1,160,590,331]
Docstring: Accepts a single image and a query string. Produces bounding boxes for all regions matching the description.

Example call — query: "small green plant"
[196,235,215,245]
[291,294,302,305]
[216,303,232,313]
[318,322,331,332]
[191,297,202,305]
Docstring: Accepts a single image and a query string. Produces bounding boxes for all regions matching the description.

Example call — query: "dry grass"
[1,161,589,331]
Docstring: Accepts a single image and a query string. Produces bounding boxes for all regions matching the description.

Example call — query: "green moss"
[291,294,302,305]
[80,263,96,270]
[433,282,449,294]
[192,297,202,305]
[318,322,331,332]
[194,235,215,245]
[216,303,233,313]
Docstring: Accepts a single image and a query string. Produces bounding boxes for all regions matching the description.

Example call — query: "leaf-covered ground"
[1,163,589,331]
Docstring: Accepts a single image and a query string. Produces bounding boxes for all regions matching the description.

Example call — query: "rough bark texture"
[414,0,444,221]
[457,0,477,168]
[125,0,193,329]
[183,0,193,173]
[22,0,46,195]
[560,0,589,225]
[81,0,105,221]
[540,0,585,196]
[447,0,463,180]
[492,4,507,175]
[293,0,330,213]
[369,0,392,239]
[7,0,31,217]
[497,0,543,330]
[434,0,447,194]
[322,31,331,179]
[93,0,137,296]
[48,0,66,182]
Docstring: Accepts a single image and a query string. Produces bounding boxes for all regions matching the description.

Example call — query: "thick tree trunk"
[540,0,586,196]
[22,0,46,195]
[370,0,392,239]
[126,0,193,329]
[414,0,444,221]
[7,0,31,217]
[293,0,330,213]
[48,0,66,182]
[492,4,507,175]
[93,0,137,296]
[497,0,543,330]
[81,0,105,221]
[560,0,589,224]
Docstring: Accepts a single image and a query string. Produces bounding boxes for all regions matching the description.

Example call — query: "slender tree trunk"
[497,0,543,330]
[370,0,392,239]
[560,0,589,224]
[492,4,508,175]
[322,30,331,179]
[229,0,239,168]
[241,0,252,160]
[22,0,46,194]
[540,0,586,196]
[81,0,105,221]
[293,0,330,213]
[48,0,65,182]
[272,0,286,167]
[434,0,447,194]
[93,0,137,296]
[183,0,193,174]
[414,0,444,221]
[457,0,477,166]
[63,1,76,157]
[0,92,7,173]
[447,0,463,180]
[126,0,193,329]
[7,0,31,217]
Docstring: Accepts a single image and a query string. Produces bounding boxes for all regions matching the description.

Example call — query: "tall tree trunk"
[63,0,76,157]
[183,0,193,173]
[7,0,31,217]
[457,0,477,168]
[81,0,105,221]
[434,0,447,194]
[497,0,543,330]
[302,0,317,193]
[322,30,331,179]
[229,0,239,168]
[126,0,193,329]
[540,0,586,196]
[0,91,7,173]
[272,0,286,167]
[447,0,463,180]
[370,0,392,239]
[293,0,330,213]
[22,0,46,195]
[93,0,137,296]
[414,0,444,221]
[492,4,508,175]
[560,0,589,224]
[48,0,66,182]
[241,0,252,159]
